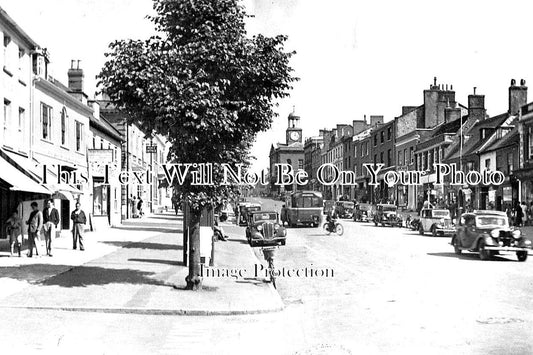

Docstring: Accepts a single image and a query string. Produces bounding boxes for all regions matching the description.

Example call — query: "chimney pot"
[473,87,477,95]
[521,79,526,86]
[511,79,516,86]
[433,77,437,86]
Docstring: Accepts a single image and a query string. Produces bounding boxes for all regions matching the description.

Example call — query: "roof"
[0,6,39,48]
[446,113,512,160]
[481,126,519,154]
[431,117,463,137]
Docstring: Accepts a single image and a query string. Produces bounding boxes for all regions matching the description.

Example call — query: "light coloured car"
[418,208,455,237]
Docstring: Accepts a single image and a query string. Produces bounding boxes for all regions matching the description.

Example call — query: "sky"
[2,0,533,172]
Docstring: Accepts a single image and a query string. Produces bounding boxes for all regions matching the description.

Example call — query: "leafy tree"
[98,0,296,290]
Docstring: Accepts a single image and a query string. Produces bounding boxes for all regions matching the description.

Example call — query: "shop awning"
[1,149,84,196]
[0,155,50,194]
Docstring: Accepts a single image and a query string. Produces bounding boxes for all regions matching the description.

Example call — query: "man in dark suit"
[71,202,87,250]
[26,202,43,257]
[43,199,60,257]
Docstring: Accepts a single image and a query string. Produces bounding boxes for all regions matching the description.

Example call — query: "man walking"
[71,202,87,251]
[43,199,60,257]
[26,202,43,258]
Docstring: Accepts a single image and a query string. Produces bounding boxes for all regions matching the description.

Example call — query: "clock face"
[290,131,300,141]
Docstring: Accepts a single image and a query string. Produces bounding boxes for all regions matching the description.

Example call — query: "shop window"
[93,180,108,216]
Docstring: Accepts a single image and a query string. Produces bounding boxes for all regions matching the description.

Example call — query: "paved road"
[1,197,532,354]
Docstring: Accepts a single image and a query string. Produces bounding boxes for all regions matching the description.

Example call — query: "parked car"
[354,203,373,222]
[418,208,455,236]
[451,210,532,261]
[335,201,355,219]
[246,211,287,247]
[373,204,402,227]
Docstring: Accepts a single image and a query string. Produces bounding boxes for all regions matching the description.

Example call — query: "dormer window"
[480,128,486,140]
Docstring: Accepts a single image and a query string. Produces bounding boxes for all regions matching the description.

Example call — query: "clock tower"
[286,106,303,144]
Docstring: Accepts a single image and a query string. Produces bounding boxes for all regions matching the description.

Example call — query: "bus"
[281,191,323,227]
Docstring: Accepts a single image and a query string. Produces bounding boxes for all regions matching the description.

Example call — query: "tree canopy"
[98,0,297,210]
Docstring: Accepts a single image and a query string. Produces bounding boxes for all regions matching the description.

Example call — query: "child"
[5,210,23,257]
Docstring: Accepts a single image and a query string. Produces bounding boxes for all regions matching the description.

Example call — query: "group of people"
[4,199,87,258]
[130,195,144,218]
[506,201,533,227]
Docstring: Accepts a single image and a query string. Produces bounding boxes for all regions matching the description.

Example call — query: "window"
[3,99,11,141]
[92,136,96,149]
[404,149,408,165]
[507,153,513,173]
[298,159,303,170]
[485,159,490,170]
[75,122,83,152]
[354,145,357,158]
[529,127,533,159]
[374,135,377,146]
[100,138,104,150]
[466,162,474,171]
[3,35,11,70]
[18,48,25,77]
[398,151,402,166]
[374,154,377,166]
[41,103,52,140]
[387,149,391,166]
[380,131,384,143]
[410,147,414,163]
[387,127,392,140]
[380,152,384,164]
[18,107,24,142]
[60,108,67,145]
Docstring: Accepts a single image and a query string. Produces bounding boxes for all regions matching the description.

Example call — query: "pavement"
[0,212,284,316]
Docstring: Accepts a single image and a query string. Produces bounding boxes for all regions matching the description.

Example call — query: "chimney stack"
[468,87,486,121]
[509,78,528,115]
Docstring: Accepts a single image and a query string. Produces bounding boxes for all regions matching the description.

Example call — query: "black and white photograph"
[0,0,533,354]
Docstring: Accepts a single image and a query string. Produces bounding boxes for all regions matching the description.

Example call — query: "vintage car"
[451,210,532,261]
[246,211,287,247]
[236,203,261,226]
[418,208,455,236]
[373,204,402,227]
[335,201,355,219]
[354,203,373,222]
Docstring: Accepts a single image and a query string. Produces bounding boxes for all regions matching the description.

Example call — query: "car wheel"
[374,220,378,226]
[452,236,462,255]
[418,225,424,235]
[431,226,437,237]
[517,251,528,262]
[478,240,491,260]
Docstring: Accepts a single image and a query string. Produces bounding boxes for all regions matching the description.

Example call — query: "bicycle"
[323,220,344,236]
[262,246,278,288]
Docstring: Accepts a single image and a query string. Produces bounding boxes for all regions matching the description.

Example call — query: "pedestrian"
[71,202,87,251]
[137,197,144,217]
[515,202,523,227]
[5,210,23,257]
[520,201,528,226]
[26,202,43,258]
[131,195,138,218]
[42,199,60,257]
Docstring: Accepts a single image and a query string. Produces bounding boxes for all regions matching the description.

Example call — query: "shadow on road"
[128,258,184,266]
[102,241,183,251]
[146,215,183,221]
[112,226,182,234]
[427,252,515,262]
[225,238,248,244]
[39,265,172,288]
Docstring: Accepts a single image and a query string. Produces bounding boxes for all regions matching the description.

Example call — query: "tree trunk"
[185,208,203,290]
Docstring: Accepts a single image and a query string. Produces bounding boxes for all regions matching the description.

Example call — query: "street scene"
[1,0,533,354]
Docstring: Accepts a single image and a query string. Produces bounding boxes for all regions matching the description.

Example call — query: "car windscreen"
[253,213,277,222]
[383,206,396,211]
[476,216,508,227]
[432,210,450,218]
